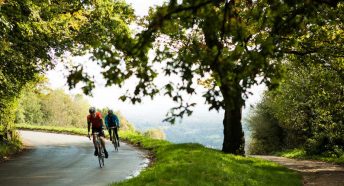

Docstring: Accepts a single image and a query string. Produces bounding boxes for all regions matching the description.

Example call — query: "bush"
[143,129,166,140]
[248,62,344,157]
[247,95,283,154]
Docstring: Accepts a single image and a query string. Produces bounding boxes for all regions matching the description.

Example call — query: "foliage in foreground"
[0,0,135,150]
[15,124,301,185]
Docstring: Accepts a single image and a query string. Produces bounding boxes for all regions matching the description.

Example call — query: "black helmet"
[108,109,113,114]
[89,107,96,114]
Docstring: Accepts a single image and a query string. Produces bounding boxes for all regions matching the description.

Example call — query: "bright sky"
[46,1,266,127]
[125,0,166,16]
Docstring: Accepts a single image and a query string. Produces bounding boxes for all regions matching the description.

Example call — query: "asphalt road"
[0,131,149,186]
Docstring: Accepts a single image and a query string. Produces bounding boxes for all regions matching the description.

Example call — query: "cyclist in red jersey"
[87,107,108,158]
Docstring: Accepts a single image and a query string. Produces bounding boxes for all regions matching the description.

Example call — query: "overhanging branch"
[282,49,318,56]
[136,0,214,51]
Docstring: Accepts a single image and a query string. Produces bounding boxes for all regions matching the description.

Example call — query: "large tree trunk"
[221,82,245,155]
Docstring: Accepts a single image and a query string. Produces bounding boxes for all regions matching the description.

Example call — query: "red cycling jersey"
[87,112,103,128]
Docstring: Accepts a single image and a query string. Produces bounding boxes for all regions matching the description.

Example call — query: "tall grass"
[0,138,22,160]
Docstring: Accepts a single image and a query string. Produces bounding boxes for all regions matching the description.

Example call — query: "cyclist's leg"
[112,128,118,148]
[100,136,106,148]
[99,130,108,158]
[108,128,112,141]
[115,128,119,146]
[91,129,98,156]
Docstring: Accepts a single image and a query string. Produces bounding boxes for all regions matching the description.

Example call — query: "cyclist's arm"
[100,118,106,130]
[114,115,120,127]
[104,116,109,128]
[87,121,91,136]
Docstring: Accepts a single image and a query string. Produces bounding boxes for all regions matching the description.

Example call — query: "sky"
[46,0,266,128]
[125,0,166,17]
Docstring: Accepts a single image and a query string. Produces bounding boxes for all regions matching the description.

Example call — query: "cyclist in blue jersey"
[105,109,120,147]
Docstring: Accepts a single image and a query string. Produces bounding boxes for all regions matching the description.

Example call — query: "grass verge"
[276,149,344,164]
[114,131,301,186]
[0,140,22,161]
[16,124,302,185]
[16,123,88,136]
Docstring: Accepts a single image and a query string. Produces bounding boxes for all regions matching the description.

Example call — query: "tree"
[15,84,91,128]
[40,89,90,127]
[272,62,343,155]
[71,94,91,127]
[133,1,342,154]
[69,1,340,155]
[15,87,44,125]
[0,0,135,141]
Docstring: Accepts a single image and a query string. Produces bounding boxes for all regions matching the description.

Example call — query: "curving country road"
[0,131,149,186]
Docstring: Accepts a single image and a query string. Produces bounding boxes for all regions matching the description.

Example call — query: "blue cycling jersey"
[105,114,120,128]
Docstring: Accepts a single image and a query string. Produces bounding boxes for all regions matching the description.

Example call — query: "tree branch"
[281,49,318,56]
[136,0,214,52]
[212,0,234,75]
[314,0,340,7]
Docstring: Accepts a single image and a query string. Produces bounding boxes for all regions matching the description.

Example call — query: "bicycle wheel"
[112,130,118,151]
[100,147,105,167]
[113,138,118,151]
[97,142,104,168]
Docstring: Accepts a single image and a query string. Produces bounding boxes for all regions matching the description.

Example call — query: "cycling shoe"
[104,150,108,158]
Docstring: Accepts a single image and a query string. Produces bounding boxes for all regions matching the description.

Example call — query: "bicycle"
[109,126,119,151]
[90,132,105,168]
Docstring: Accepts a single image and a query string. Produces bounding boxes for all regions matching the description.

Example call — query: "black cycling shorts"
[92,127,105,137]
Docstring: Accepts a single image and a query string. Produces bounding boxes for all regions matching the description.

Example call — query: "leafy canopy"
[0,0,135,137]
[84,0,342,122]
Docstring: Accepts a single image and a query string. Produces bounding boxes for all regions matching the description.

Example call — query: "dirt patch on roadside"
[254,155,344,186]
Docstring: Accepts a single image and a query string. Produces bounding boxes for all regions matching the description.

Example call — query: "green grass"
[16,124,302,185]
[117,131,301,186]
[275,149,307,158]
[0,138,22,160]
[16,123,88,136]
[276,148,344,164]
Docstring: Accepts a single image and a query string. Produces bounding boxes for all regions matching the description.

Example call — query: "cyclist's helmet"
[89,107,96,114]
[108,109,114,114]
